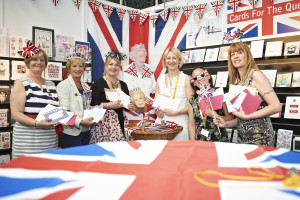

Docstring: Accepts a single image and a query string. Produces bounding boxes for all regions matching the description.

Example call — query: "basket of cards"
[125,121,183,140]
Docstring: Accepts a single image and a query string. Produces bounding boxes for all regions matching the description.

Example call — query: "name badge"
[201,129,209,137]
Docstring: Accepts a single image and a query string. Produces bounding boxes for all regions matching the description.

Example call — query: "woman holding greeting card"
[214,42,281,146]
[11,41,59,158]
[56,52,94,148]
[89,51,129,143]
[155,47,194,140]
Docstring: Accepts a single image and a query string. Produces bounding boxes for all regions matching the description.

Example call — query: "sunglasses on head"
[190,70,209,83]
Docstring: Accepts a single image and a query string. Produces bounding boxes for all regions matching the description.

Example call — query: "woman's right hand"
[213,116,226,128]
[156,109,165,118]
[80,117,95,127]
[111,100,123,109]
[36,118,57,129]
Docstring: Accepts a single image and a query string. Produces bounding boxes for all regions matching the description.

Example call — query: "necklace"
[104,76,119,89]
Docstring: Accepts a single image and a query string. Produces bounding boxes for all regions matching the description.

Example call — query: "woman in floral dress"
[89,52,129,143]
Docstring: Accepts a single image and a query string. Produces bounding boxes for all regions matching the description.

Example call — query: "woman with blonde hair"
[214,42,281,146]
[155,47,194,140]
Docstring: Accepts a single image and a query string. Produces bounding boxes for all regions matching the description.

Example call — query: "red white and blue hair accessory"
[190,69,209,83]
[66,52,86,61]
[18,40,40,59]
[105,50,127,61]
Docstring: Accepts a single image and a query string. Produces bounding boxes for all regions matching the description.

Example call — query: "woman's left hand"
[205,106,214,118]
[164,109,177,117]
[232,107,249,120]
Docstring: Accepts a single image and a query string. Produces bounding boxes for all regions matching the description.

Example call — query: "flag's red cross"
[228,0,240,13]
[104,5,114,18]
[194,3,207,18]
[116,8,126,21]
[211,0,225,16]
[183,6,193,19]
[170,7,180,21]
[141,65,154,78]
[124,66,138,77]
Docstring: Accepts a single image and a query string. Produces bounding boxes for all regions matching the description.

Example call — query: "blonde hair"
[129,88,145,103]
[162,47,183,69]
[103,56,121,76]
[66,58,86,72]
[24,49,48,69]
[227,42,258,85]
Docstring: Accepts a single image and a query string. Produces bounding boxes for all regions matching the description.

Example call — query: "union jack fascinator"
[66,52,86,61]
[105,50,127,61]
[18,40,40,59]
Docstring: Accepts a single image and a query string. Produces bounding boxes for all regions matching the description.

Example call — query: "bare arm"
[188,103,196,140]
[10,80,56,129]
[233,70,281,120]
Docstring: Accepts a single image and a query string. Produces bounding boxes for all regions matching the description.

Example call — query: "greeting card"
[260,69,277,87]
[0,86,10,104]
[181,51,191,64]
[75,41,90,62]
[291,71,300,87]
[0,132,10,149]
[45,62,62,81]
[215,71,228,88]
[83,67,92,83]
[11,61,29,80]
[276,72,292,87]
[0,59,10,80]
[284,41,300,56]
[276,129,293,150]
[0,28,9,57]
[265,41,283,57]
[250,40,264,58]
[218,46,230,61]
[55,35,74,61]
[0,109,8,127]
[284,96,300,119]
[204,48,219,62]
[191,49,206,63]
[10,36,29,58]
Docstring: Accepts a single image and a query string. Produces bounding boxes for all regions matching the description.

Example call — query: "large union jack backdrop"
[87,2,187,81]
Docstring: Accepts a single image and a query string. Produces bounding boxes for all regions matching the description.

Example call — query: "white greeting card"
[276,129,293,150]
[284,96,300,119]
[11,61,29,80]
[0,59,10,80]
[0,28,9,57]
[0,132,10,149]
[215,71,228,88]
[10,36,29,58]
[153,94,180,111]
[284,41,300,56]
[55,35,74,61]
[265,41,283,57]
[204,48,219,62]
[83,67,92,83]
[181,51,191,64]
[191,49,206,63]
[75,41,90,62]
[83,106,106,123]
[291,71,300,87]
[0,109,8,127]
[250,40,264,58]
[218,46,230,61]
[45,62,62,81]
[260,69,277,87]
[0,86,10,104]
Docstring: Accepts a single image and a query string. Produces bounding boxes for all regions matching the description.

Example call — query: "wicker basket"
[126,122,183,140]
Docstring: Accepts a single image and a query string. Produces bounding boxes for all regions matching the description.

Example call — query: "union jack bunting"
[103,4,114,18]
[211,0,225,16]
[149,14,158,27]
[183,6,194,20]
[194,3,207,18]
[72,0,81,9]
[163,121,179,128]
[116,8,126,21]
[18,40,40,59]
[141,65,154,78]
[139,13,148,25]
[89,0,101,12]
[228,0,241,13]
[170,7,180,21]
[124,66,138,77]
[159,9,169,22]
[53,0,59,6]
[248,0,259,8]
[129,10,139,22]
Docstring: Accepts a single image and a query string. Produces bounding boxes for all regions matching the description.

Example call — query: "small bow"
[18,40,40,59]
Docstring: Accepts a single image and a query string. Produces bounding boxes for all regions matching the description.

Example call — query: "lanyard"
[167,73,180,99]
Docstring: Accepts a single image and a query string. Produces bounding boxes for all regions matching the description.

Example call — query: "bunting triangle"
[139,13,148,25]
[103,4,114,18]
[194,3,207,18]
[170,7,180,21]
[149,15,158,27]
[228,0,240,13]
[211,0,225,16]
[53,0,59,6]
[159,9,169,22]
[89,0,101,12]
[129,10,139,22]
[72,0,81,9]
[183,6,194,20]
[116,8,126,21]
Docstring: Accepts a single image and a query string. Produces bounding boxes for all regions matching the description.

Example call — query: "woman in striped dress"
[10,41,59,158]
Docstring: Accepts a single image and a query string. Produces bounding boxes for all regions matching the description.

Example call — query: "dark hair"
[190,67,214,98]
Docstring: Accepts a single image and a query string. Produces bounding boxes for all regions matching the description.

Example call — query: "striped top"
[12,77,59,158]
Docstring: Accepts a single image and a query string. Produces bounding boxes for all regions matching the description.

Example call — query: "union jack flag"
[183,6,193,19]
[53,0,59,6]
[194,3,207,18]
[116,8,126,21]
[141,65,154,78]
[149,14,158,27]
[139,13,148,25]
[129,10,139,22]
[124,66,138,77]
[170,7,180,21]
[72,0,81,9]
[89,0,100,12]
[159,9,169,22]
[228,0,241,13]
[103,5,114,18]
[211,0,225,16]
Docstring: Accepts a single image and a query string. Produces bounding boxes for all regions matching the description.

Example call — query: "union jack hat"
[18,40,40,59]
[105,50,127,61]
[66,52,86,61]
